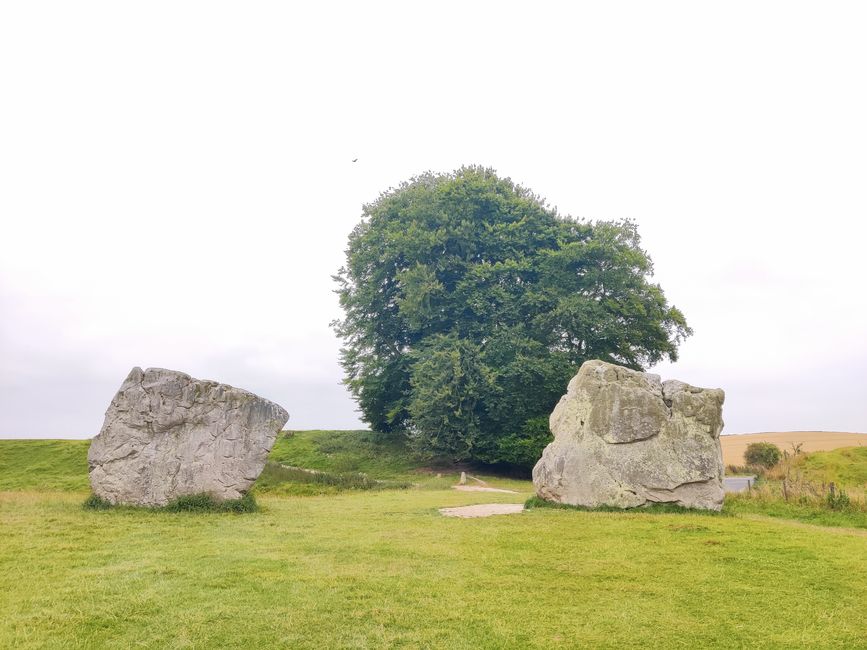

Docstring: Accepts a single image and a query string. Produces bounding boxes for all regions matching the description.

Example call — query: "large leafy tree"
[333,167,691,467]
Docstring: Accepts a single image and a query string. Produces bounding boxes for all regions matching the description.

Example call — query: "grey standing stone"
[532,360,725,511]
[88,367,289,506]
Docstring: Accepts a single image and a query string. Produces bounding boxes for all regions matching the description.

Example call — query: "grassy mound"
[0,439,90,491]
[258,430,426,494]
[260,430,508,493]
[794,445,867,486]
[254,460,411,496]
[267,429,421,478]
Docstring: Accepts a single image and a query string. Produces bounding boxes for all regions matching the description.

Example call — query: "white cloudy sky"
[1,2,865,439]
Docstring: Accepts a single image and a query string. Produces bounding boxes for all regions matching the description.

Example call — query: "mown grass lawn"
[2,434,867,648]
[2,486,866,649]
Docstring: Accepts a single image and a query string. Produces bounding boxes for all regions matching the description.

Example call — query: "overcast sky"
[2,2,865,439]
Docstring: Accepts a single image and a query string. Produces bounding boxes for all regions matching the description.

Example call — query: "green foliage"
[826,488,852,511]
[334,166,691,467]
[744,441,782,468]
[407,335,487,460]
[495,416,553,469]
[163,493,258,513]
[82,492,259,513]
[0,439,90,491]
[82,493,112,510]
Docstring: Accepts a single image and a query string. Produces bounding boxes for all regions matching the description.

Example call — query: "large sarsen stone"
[88,367,289,506]
[532,360,725,511]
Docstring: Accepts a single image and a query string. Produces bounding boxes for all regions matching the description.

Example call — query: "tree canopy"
[333,167,691,468]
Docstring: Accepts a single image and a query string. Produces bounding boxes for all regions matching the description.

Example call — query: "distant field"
[720,431,867,466]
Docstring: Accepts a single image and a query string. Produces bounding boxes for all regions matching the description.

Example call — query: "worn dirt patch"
[439,503,525,518]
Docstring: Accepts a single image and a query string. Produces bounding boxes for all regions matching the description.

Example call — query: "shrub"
[827,488,851,511]
[163,492,258,513]
[82,493,113,510]
[744,442,782,468]
[83,492,259,513]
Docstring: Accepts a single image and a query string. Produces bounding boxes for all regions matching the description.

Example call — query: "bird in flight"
[352,158,358,163]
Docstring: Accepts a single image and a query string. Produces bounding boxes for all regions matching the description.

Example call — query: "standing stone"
[88,367,289,506]
[533,360,725,511]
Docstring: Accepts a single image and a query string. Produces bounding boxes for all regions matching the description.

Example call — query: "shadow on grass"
[83,492,259,514]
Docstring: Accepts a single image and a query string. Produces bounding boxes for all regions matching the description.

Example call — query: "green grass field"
[1,434,866,648]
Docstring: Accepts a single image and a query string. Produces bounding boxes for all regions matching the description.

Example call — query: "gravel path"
[439,503,525,518]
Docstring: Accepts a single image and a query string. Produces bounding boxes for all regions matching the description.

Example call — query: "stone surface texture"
[88,367,289,506]
[533,360,725,511]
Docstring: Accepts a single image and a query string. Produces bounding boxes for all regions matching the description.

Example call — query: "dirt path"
[451,485,518,494]
[439,503,525,518]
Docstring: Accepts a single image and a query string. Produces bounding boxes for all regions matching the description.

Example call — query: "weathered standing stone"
[532,360,725,511]
[88,367,289,506]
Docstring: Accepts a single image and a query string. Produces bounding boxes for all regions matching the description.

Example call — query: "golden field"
[720,431,867,466]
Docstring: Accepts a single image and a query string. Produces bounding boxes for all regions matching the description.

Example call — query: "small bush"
[164,492,258,513]
[826,488,851,511]
[744,442,782,469]
[83,492,258,513]
[82,494,113,510]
